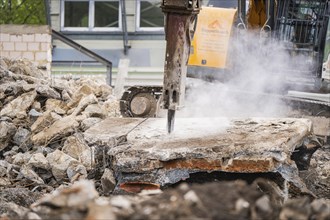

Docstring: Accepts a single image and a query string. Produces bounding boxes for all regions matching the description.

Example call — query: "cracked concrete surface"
[85,117,313,194]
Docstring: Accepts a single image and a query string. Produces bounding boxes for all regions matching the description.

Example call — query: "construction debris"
[2,179,329,220]
[0,57,119,188]
[84,117,316,195]
[0,58,329,219]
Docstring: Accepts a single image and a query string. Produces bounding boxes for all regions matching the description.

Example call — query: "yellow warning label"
[188,7,237,68]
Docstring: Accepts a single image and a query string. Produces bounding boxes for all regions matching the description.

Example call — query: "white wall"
[0,25,52,74]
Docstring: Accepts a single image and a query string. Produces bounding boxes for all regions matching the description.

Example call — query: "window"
[61,0,121,31]
[136,0,164,32]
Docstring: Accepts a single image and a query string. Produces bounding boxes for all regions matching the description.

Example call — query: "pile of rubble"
[2,179,330,220]
[1,58,329,220]
[0,58,120,191]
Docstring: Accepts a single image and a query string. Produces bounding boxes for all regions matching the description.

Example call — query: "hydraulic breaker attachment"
[161,0,201,133]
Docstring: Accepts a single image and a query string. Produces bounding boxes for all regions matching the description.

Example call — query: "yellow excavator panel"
[188,6,237,69]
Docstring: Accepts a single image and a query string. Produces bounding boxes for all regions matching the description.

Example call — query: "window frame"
[136,0,164,32]
[60,0,122,32]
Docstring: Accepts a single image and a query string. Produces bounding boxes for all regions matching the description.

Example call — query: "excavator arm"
[161,0,201,133]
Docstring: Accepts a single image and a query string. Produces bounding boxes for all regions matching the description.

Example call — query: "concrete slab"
[84,117,313,194]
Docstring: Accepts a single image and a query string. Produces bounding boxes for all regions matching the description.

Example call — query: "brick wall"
[0,25,52,74]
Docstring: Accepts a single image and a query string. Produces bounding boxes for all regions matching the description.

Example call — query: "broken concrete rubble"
[85,117,314,195]
[0,121,16,152]
[1,57,329,219]
[0,90,37,119]
[12,152,31,166]
[62,134,93,170]
[32,180,98,209]
[45,99,67,115]
[28,153,50,170]
[69,84,94,108]
[30,110,61,133]
[36,84,61,99]
[32,115,79,145]
[20,164,45,185]
[0,57,119,150]
[82,103,107,118]
[67,163,87,182]
[80,117,102,131]
[6,179,324,220]
[12,127,30,146]
[69,93,98,116]
[46,150,80,182]
[101,168,116,195]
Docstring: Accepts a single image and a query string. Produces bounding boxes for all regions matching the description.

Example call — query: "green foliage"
[0,0,46,25]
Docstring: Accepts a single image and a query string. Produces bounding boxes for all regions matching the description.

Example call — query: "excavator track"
[120,86,329,118]
[120,86,162,118]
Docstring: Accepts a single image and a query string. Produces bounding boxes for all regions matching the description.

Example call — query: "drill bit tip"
[167,109,176,134]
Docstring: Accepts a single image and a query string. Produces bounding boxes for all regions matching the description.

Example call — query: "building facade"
[49,0,236,85]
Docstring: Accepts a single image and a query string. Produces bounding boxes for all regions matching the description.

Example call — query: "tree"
[0,0,46,25]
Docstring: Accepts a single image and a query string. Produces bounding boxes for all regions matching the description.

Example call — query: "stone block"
[22,34,35,42]
[40,43,50,51]
[1,51,9,57]
[22,52,35,61]
[15,42,27,51]
[9,51,22,59]
[35,52,47,61]
[3,42,14,51]
[28,43,40,51]
[10,34,22,42]
[35,34,50,43]
[46,49,52,62]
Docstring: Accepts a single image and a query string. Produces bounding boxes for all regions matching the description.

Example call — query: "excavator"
[120,0,330,133]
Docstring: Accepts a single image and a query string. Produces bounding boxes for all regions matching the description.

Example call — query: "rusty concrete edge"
[113,156,283,174]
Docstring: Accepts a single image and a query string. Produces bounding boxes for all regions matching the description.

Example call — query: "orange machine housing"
[188,6,237,69]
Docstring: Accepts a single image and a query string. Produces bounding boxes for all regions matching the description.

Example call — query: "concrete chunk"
[69,94,98,116]
[28,153,50,170]
[0,90,37,118]
[101,168,116,194]
[45,99,67,115]
[82,104,106,118]
[62,135,93,170]
[46,149,79,182]
[67,163,87,183]
[36,84,61,99]
[32,180,98,208]
[31,110,61,133]
[0,121,16,151]
[86,117,313,194]
[20,164,44,184]
[68,84,94,109]
[12,127,30,146]
[80,117,102,131]
[31,115,79,146]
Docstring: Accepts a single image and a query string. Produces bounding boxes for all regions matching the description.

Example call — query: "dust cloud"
[179,30,311,118]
